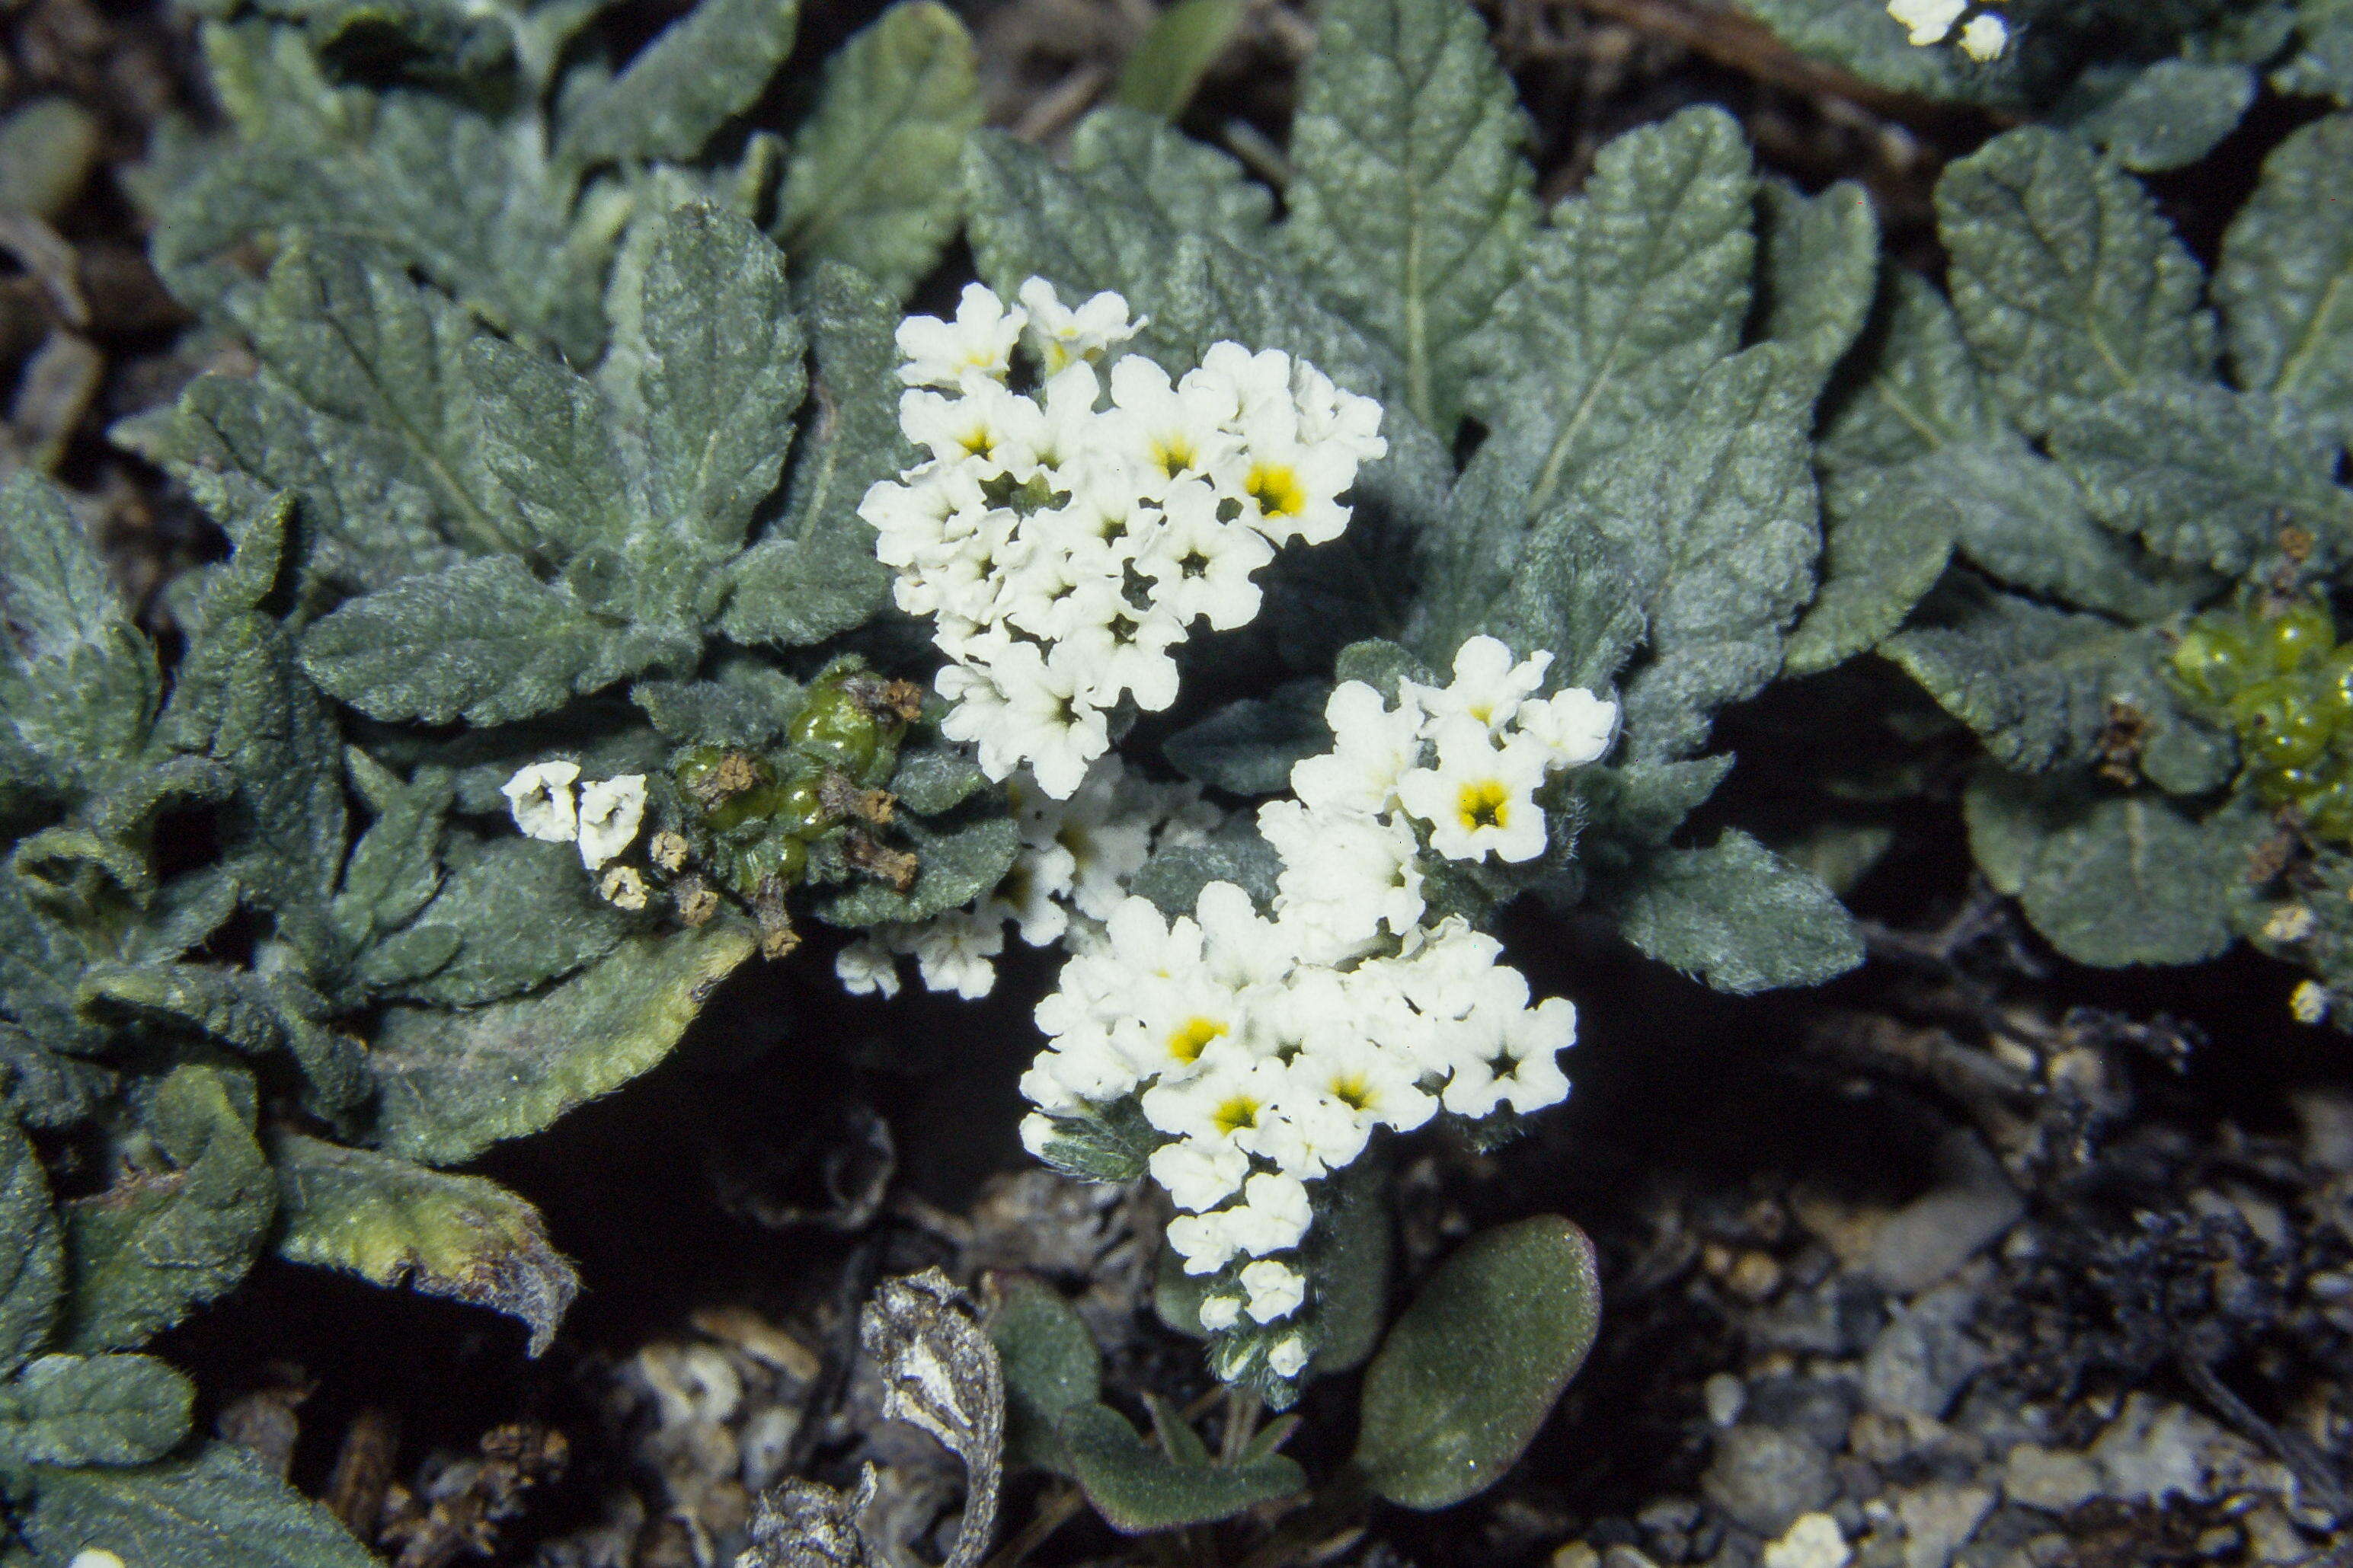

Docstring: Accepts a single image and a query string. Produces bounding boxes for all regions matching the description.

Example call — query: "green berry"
[673,746,727,792]
[2170,615,2262,704]
[790,681,881,771]
[2317,646,2353,726]
[2252,762,2331,806]
[2312,781,2353,843]
[2232,679,2333,771]
[2265,600,2337,675]
[775,774,834,836]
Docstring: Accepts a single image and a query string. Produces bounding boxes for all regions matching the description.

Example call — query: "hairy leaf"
[1754,178,1877,385]
[1113,0,1245,119]
[464,334,633,561]
[299,555,680,726]
[273,1132,579,1355]
[331,753,451,950]
[720,263,902,647]
[2275,0,2353,102]
[60,1065,277,1352]
[1734,0,1992,101]
[1162,683,1330,796]
[2218,113,2353,442]
[0,1116,62,1377]
[814,813,1020,927]
[1783,465,1955,677]
[2067,60,2255,173]
[556,0,801,174]
[1818,270,2001,474]
[988,1274,1100,1474]
[369,835,631,1007]
[372,922,756,1166]
[2049,378,2353,574]
[1354,1216,1600,1509]
[1066,107,1271,249]
[1285,0,1533,434]
[1055,1403,1305,1531]
[0,473,156,794]
[1130,819,1282,917]
[775,2,980,299]
[0,1353,193,1467]
[1603,829,1862,994]
[77,966,368,1112]
[21,1440,379,1567]
[1937,126,2215,436]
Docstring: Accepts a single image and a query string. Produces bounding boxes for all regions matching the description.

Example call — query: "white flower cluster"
[1888,0,2007,59]
[835,755,1218,1001]
[1018,637,1616,1374]
[860,279,1389,800]
[503,762,649,886]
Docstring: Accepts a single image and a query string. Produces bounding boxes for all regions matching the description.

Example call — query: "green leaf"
[1129,820,1282,918]
[272,1132,578,1356]
[1162,684,1330,796]
[366,835,631,1006]
[555,0,800,174]
[1054,1403,1306,1532]
[463,334,633,561]
[0,473,157,793]
[1818,270,2002,474]
[1883,583,2169,773]
[1026,1100,1158,1183]
[1114,0,1245,119]
[330,753,451,952]
[2275,0,2353,103]
[2218,113,2353,442]
[1567,755,1734,876]
[718,263,902,648]
[1936,126,2215,437]
[1066,107,1272,249]
[1602,829,1862,994]
[1754,178,1878,385]
[1986,787,2260,967]
[1783,468,1955,677]
[0,97,101,222]
[1354,1215,1600,1509]
[1578,345,1821,762]
[75,966,368,1113]
[0,1116,63,1378]
[625,206,809,552]
[248,233,516,557]
[2066,60,2255,173]
[60,1065,277,1353]
[299,555,680,727]
[1304,1157,1390,1375]
[775,2,980,299]
[1284,0,1533,435]
[814,813,1020,927]
[21,1440,379,1567]
[0,1354,193,1467]
[1733,0,1994,101]
[986,1274,1100,1474]
[2048,378,2353,575]
[371,922,757,1166]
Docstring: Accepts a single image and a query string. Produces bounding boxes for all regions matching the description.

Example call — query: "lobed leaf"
[2065,60,2255,173]
[775,2,981,299]
[364,835,631,1007]
[21,1439,379,1567]
[2218,113,2353,442]
[1066,107,1271,249]
[0,1353,193,1467]
[1782,467,1955,677]
[1054,1403,1305,1532]
[0,474,157,795]
[555,0,801,174]
[1754,178,1878,388]
[0,1116,62,1378]
[1284,0,1534,435]
[1602,829,1862,994]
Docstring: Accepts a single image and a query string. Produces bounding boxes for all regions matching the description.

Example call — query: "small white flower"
[1407,635,1552,733]
[576,775,647,870]
[1149,1137,1252,1211]
[1395,718,1550,864]
[1266,1333,1310,1377]
[69,1552,128,1568]
[504,760,580,842]
[1514,686,1618,770]
[1224,1171,1313,1257]
[1441,996,1576,1118]
[897,282,1027,388]
[911,910,1003,999]
[836,940,903,1000]
[1018,279,1143,375]
[1887,0,1964,44]
[1167,1208,1244,1274]
[1197,1293,1244,1332]
[1956,11,2006,59]
[1107,353,1240,493]
[2292,979,2330,1026]
[1239,1257,1306,1323]
[1290,680,1427,820]
[1133,478,1274,631]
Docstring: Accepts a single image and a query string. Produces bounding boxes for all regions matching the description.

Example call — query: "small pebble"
[1763,1512,1851,1568]
[1706,1372,1747,1426]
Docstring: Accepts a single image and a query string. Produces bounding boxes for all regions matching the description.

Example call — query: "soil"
[7,2,2350,1565]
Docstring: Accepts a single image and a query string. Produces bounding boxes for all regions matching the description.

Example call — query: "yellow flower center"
[1168,1016,1229,1063]
[1212,1094,1261,1135]
[1456,779,1512,832]
[1329,1073,1373,1111]
[1153,436,1196,479]
[1245,463,1306,519]
[960,426,996,459]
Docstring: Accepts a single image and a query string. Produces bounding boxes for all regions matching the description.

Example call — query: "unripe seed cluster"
[2169,597,2353,841]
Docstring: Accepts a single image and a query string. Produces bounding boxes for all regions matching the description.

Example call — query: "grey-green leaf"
[0,1354,193,1467]
[987,1274,1100,1474]
[1354,1215,1600,1509]
[1113,0,1245,119]
[0,1116,62,1378]
[814,813,1019,928]
[1055,1403,1305,1532]
[2005,789,2260,967]
[371,922,756,1166]
[2065,61,2255,173]
[60,1065,277,1353]
[463,334,633,560]
[774,1,980,300]
[299,555,676,726]
[1782,466,1955,677]
[1818,270,2000,474]
[1162,684,1330,797]
[21,1440,379,1567]
[1936,126,2215,436]
[1284,0,1533,435]
[2218,113,2353,442]
[366,835,631,1006]
[1754,178,1878,386]
[1066,107,1272,250]
[272,1132,579,1356]
[556,0,801,174]
[0,472,156,792]
[1603,829,1863,994]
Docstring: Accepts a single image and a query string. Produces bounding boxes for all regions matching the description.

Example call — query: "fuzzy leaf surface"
[1065,108,1271,248]
[555,0,800,174]
[774,2,980,299]
[1162,684,1330,796]
[2218,113,2353,442]
[1355,1216,1600,1509]
[366,835,631,1006]
[1603,829,1862,994]
[0,1116,62,1377]
[273,1132,579,1355]
[2012,792,2260,967]
[988,1275,1100,1474]
[60,1065,276,1353]
[1754,178,1877,385]
[371,923,756,1166]
[1053,1403,1305,1531]
[1783,466,1955,676]
[1284,0,1533,434]
[2068,60,2254,173]
[0,474,155,794]
[21,1440,379,1567]
[814,813,1020,927]
[1818,270,2001,474]
[0,1354,193,1467]
[1937,126,2215,436]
